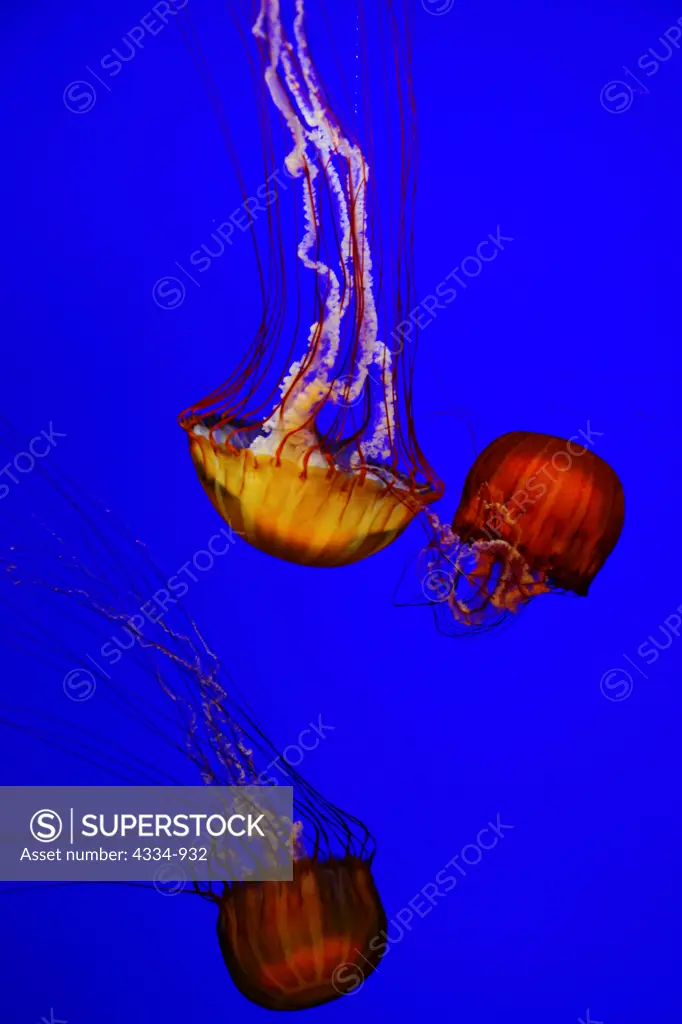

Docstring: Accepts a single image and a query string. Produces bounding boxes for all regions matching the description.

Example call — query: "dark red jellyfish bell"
[451,431,625,602]
[217,855,386,1010]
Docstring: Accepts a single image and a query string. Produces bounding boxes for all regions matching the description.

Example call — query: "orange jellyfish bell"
[179,0,442,567]
[405,431,624,633]
[217,855,385,1010]
[452,431,624,595]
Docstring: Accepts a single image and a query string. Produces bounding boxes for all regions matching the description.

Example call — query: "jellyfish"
[0,449,385,1010]
[219,854,384,1008]
[178,0,443,567]
[398,431,625,633]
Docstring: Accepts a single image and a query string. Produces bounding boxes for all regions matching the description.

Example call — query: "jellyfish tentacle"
[253,0,392,459]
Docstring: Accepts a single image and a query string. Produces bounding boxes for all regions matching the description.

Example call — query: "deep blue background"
[2,0,682,1021]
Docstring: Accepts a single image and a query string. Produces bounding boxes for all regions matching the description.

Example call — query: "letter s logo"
[63,81,97,114]
[599,81,634,114]
[30,809,63,843]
